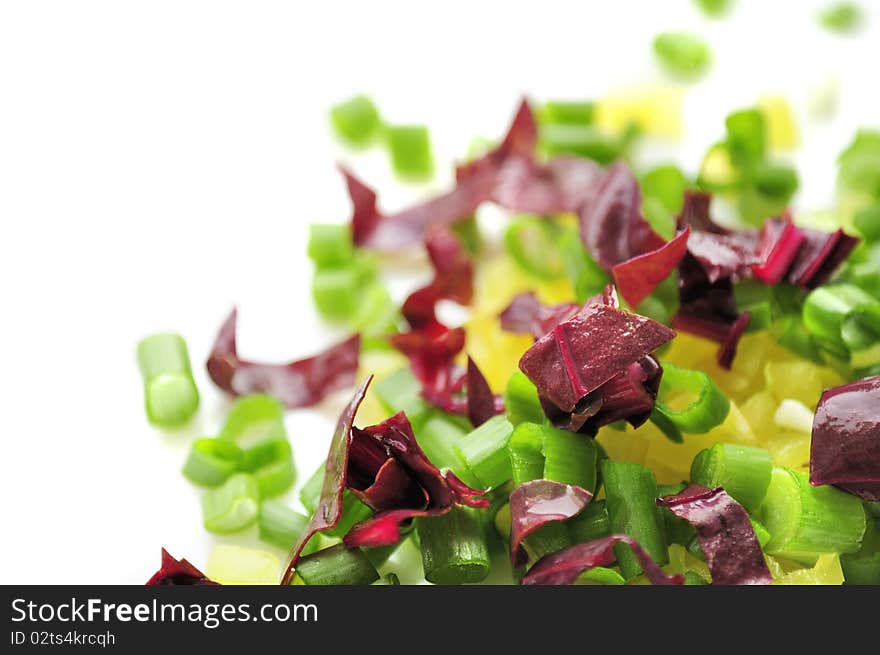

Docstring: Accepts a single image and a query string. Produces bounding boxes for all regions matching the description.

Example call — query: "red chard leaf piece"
[521,535,684,586]
[467,357,501,427]
[658,485,772,585]
[613,226,690,307]
[716,311,751,370]
[206,309,360,408]
[281,377,372,585]
[146,549,218,586]
[751,219,806,284]
[342,166,491,251]
[810,375,880,501]
[678,190,728,234]
[509,480,593,567]
[578,161,665,272]
[341,412,489,549]
[788,228,859,289]
[518,304,675,413]
[685,230,759,283]
[499,292,581,339]
[540,356,663,434]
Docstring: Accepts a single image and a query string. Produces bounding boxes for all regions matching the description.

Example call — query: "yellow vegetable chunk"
[206,544,280,585]
[775,553,844,585]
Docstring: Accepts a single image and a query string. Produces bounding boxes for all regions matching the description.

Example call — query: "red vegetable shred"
[509,480,593,567]
[521,535,684,586]
[810,375,880,501]
[206,308,360,408]
[146,549,217,586]
[658,485,772,585]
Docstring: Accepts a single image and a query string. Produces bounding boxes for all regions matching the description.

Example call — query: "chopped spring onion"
[651,362,730,441]
[504,372,544,427]
[504,216,566,279]
[601,460,668,579]
[760,467,866,564]
[725,108,766,170]
[291,544,380,585]
[507,422,547,486]
[694,0,731,18]
[539,100,596,126]
[803,284,880,353]
[560,227,610,302]
[854,205,880,242]
[182,438,243,487]
[841,516,880,585]
[329,94,382,147]
[386,124,434,180]
[522,522,572,564]
[684,570,709,585]
[542,425,598,493]
[652,32,711,80]
[539,124,624,165]
[136,333,200,427]
[307,223,353,267]
[218,394,288,471]
[348,281,398,339]
[373,368,431,429]
[640,164,687,240]
[818,3,863,34]
[251,439,296,498]
[566,499,611,544]
[311,265,368,320]
[690,443,772,512]
[453,415,514,489]
[753,162,799,201]
[417,412,470,472]
[258,499,320,556]
[201,472,260,534]
[416,506,490,584]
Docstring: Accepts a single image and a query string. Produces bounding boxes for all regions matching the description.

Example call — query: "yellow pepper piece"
[759,94,799,151]
[775,553,844,585]
[764,360,824,408]
[595,85,683,139]
[206,545,279,585]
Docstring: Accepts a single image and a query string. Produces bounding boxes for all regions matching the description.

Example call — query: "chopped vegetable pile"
[140,8,880,587]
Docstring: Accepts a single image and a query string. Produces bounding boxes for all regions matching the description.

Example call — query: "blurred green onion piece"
[854,205,880,242]
[307,223,353,267]
[560,228,609,302]
[201,473,260,534]
[694,0,732,18]
[539,124,623,164]
[539,100,595,126]
[136,333,200,427]
[725,108,766,169]
[753,162,799,200]
[329,94,382,147]
[652,32,711,80]
[182,438,243,486]
[454,415,514,489]
[819,3,863,34]
[386,124,434,180]
[504,215,566,279]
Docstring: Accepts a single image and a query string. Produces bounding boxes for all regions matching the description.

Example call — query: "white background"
[1,0,878,583]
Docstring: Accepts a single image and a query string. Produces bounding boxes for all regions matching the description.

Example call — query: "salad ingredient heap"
[144,94,880,587]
